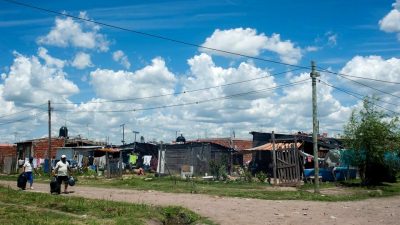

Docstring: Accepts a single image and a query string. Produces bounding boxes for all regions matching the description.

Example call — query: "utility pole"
[86,123,90,139]
[310,61,320,194]
[120,124,125,145]
[132,130,139,143]
[47,100,51,176]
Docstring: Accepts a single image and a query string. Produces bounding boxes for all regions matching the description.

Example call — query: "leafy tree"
[342,97,400,185]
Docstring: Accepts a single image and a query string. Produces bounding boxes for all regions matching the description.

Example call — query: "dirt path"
[1,180,399,225]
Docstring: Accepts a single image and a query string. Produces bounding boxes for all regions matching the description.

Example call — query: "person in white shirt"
[54,155,72,194]
[23,157,38,190]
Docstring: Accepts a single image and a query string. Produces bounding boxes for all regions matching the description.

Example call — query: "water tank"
[176,134,186,143]
[59,126,68,138]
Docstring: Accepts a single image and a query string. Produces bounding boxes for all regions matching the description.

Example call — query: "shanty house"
[244,131,343,175]
[0,143,17,174]
[162,141,230,176]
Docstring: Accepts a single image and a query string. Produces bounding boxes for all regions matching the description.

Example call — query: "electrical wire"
[53,78,310,113]
[52,67,305,105]
[5,0,400,90]
[1,0,310,70]
[318,80,400,108]
[316,66,400,99]
[334,75,400,100]
[318,79,400,115]
[5,0,400,89]
[318,68,400,85]
[0,112,47,126]
[0,103,47,119]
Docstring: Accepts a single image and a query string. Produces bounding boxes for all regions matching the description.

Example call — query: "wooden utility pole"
[120,124,125,145]
[47,100,51,176]
[310,61,320,193]
[272,131,277,185]
[132,130,139,143]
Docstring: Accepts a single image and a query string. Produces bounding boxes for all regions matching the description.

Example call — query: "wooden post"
[272,131,277,185]
[310,61,320,193]
[293,135,299,184]
[119,150,122,178]
[106,151,110,178]
[47,100,51,176]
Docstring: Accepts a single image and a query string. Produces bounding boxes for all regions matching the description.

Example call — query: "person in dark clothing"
[54,155,72,194]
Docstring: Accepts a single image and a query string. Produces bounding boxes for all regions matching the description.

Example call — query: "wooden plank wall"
[276,143,300,186]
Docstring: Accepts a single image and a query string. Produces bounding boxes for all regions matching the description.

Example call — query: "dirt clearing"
[1,180,399,225]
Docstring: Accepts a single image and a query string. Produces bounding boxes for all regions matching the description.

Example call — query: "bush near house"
[342,97,400,185]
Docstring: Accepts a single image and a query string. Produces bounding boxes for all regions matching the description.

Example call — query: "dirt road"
[1,180,399,225]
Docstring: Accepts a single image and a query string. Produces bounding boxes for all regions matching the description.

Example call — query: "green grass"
[2,173,400,202]
[0,185,214,225]
[73,174,400,201]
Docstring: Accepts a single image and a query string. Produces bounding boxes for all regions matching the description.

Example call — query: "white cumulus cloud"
[37,47,65,68]
[72,52,93,69]
[112,50,131,69]
[379,0,400,40]
[38,12,109,51]
[90,57,175,101]
[2,51,79,104]
[201,28,302,64]
[340,55,400,95]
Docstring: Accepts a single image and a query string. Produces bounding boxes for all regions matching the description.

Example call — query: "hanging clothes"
[129,154,138,164]
[88,156,94,166]
[78,155,83,167]
[32,158,38,168]
[143,155,152,166]
[98,156,106,170]
[150,157,158,171]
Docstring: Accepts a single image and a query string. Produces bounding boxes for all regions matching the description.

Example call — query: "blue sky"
[0,0,400,144]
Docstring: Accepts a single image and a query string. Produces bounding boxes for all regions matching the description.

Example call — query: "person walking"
[23,157,38,190]
[54,155,72,194]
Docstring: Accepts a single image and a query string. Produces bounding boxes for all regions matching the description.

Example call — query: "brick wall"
[243,153,253,165]
[32,138,65,159]
[0,144,16,161]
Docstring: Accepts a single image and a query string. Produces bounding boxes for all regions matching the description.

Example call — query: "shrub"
[256,171,267,183]
[244,170,253,183]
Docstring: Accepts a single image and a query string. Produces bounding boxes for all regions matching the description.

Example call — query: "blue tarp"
[304,167,356,182]
[43,159,50,173]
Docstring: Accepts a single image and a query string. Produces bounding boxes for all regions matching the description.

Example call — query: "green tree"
[343,97,400,185]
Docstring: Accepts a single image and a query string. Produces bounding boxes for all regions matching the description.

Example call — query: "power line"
[316,66,400,99]
[52,68,305,105]
[5,0,400,90]
[0,103,47,119]
[1,0,310,70]
[319,80,400,108]
[318,68,400,85]
[0,112,47,126]
[336,75,400,100]
[318,79,399,115]
[53,79,310,113]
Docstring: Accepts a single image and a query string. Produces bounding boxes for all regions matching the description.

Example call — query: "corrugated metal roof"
[97,148,120,153]
[242,142,302,151]
[0,144,16,147]
[189,138,252,150]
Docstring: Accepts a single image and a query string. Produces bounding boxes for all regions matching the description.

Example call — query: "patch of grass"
[0,185,212,225]
[88,175,400,201]
[0,203,88,225]
[3,174,400,202]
